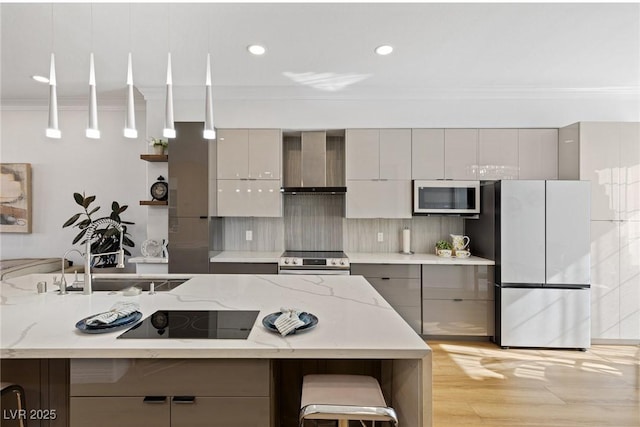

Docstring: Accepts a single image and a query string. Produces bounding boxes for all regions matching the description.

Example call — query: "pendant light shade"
[124,52,137,138]
[203,53,216,140]
[86,53,100,139]
[46,53,61,139]
[163,53,176,139]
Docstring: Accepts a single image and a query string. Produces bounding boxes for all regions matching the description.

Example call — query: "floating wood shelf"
[140,154,168,162]
[139,200,168,206]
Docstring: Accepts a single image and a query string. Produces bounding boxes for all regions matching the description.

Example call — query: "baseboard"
[591,338,640,345]
[422,335,492,342]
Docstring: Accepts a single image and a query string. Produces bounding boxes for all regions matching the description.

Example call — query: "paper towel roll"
[402,228,411,253]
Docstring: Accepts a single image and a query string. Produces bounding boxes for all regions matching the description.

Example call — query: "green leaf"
[88,206,100,216]
[62,213,81,228]
[83,195,96,209]
[73,193,84,206]
[72,229,87,245]
[111,201,120,212]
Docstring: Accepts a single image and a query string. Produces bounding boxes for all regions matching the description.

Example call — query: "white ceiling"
[1,2,639,103]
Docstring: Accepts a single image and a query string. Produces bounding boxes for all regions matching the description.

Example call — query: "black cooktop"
[281,250,347,258]
[117,310,259,339]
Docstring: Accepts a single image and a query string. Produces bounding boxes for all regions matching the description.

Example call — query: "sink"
[65,278,188,292]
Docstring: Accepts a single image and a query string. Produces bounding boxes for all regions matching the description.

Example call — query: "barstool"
[299,374,398,427]
[1,382,28,427]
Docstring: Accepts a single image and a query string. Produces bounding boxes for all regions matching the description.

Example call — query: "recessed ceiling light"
[247,44,266,56]
[374,45,393,56]
[32,75,49,83]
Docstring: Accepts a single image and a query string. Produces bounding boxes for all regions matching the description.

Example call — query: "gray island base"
[1,273,431,427]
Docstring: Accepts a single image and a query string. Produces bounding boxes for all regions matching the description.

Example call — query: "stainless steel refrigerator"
[466,180,591,349]
[168,122,211,273]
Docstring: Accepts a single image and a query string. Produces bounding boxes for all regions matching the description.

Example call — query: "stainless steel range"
[278,251,350,275]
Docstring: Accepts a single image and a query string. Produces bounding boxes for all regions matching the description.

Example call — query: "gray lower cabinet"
[351,264,421,334]
[70,359,271,427]
[209,262,278,274]
[422,265,495,336]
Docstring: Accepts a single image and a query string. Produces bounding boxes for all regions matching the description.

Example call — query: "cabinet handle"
[381,277,390,280]
[143,396,167,404]
[199,216,208,219]
[453,298,463,302]
[172,396,196,404]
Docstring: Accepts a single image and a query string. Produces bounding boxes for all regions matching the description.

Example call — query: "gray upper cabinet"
[346,129,380,180]
[216,129,282,217]
[412,129,445,180]
[217,129,249,179]
[478,129,519,180]
[379,129,412,180]
[444,129,478,179]
[217,129,281,180]
[346,129,411,218]
[518,129,558,180]
[346,129,411,180]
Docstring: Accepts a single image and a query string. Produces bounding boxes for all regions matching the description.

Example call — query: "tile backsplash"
[342,216,464,253]
[223,217,284,251]
[283,194,344,251]
[219,212,464,254]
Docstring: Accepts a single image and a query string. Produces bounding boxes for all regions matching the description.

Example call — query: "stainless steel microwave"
[413,180,480,215]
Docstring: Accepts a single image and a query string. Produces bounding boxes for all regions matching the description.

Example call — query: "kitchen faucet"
[58,248,83,295]
[82,218,126,294]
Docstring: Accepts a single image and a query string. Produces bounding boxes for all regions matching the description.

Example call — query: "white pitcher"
[450,234,470,251]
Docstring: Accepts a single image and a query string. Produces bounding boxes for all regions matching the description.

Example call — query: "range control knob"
[284,259,290,265]
[340,260,346,266]
[331,260,337,265]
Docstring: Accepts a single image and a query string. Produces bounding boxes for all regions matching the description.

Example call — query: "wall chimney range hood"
[281,130,346,194]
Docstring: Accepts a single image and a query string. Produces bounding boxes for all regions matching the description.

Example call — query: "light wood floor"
[428,340,640,427]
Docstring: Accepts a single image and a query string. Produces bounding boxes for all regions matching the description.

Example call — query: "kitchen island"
[1,273,431,426]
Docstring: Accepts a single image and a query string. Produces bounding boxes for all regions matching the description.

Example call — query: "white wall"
[0,106,148,267]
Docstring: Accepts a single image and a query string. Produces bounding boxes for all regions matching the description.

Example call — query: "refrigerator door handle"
[500,283,544,288]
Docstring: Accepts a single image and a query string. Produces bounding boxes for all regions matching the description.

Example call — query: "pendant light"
[45,53,61,139]
[163,52,176,139]
[162,4,175,139]
[203,53,215,140]
[86,53,100,139]
[124,4,137,139]
[124,53,137,138]
[46,5,60,139]
[86,5,100,139]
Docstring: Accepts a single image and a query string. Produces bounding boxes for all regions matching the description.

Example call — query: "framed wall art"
[0,163,32,233]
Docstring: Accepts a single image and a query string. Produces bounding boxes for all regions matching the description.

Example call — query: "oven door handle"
[278,269,350,275]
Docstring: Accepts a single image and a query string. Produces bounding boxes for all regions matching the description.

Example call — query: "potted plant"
[435,240,453,257]
[63,192,135,268]
[148,137,168,155]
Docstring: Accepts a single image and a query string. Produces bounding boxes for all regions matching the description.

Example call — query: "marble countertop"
[208,250,494,266]
[346,252,495,265]
[1,273,429,359]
